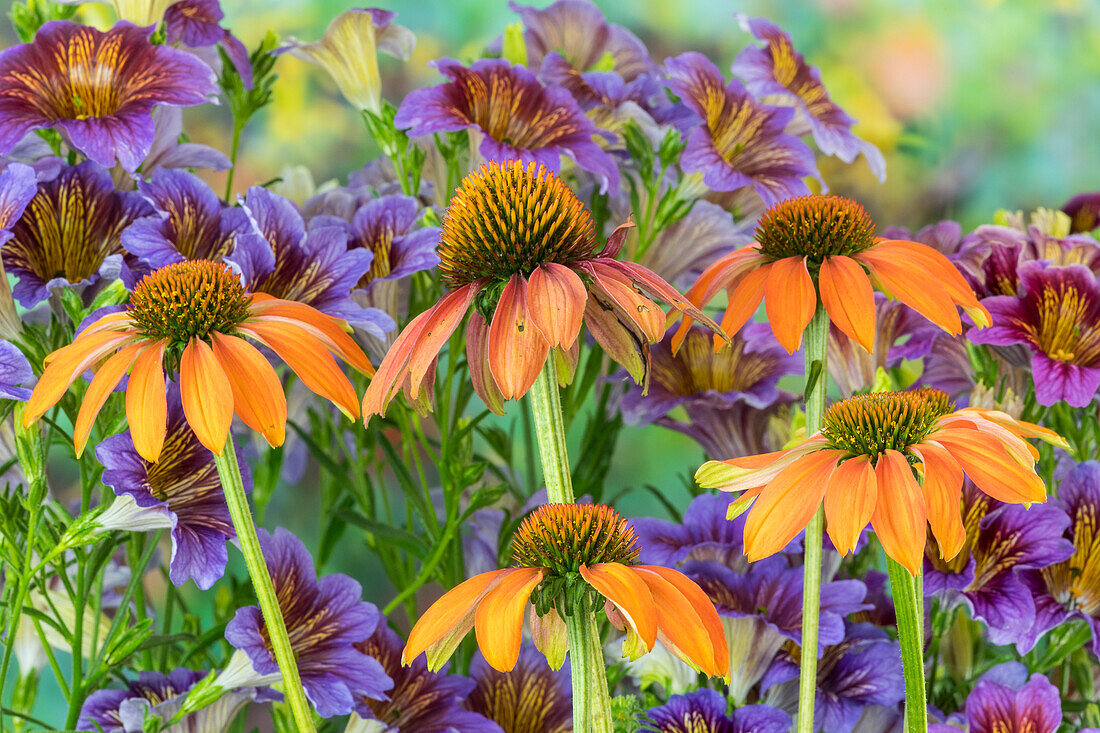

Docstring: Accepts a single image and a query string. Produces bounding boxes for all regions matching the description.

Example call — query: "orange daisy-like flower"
[675,195,992,354]
[401,503,728,678]
[696,388,1067,575]
[362,159,719,419]
[23,260,373,461]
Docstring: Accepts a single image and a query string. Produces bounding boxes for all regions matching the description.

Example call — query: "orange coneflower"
[696,388,1067,575]
[675,195,992,354]
[23,260,373,461]
[362,159,720,420]
[401,503,728,678]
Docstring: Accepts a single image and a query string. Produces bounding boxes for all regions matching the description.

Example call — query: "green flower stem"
[564,611,614,733]
[527,356,574,504]
[798,306,829,733]
[887,557,928,733]
[213,435,317,733]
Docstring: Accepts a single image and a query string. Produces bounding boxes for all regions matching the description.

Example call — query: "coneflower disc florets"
[437,160,600,288]
[821,388,954,459]
[755,195,876,263]
[511,503,640,574]
[129,260,251,344]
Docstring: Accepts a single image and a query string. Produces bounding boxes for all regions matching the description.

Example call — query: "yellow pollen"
[128,260,252,344]
[755,195,876,263]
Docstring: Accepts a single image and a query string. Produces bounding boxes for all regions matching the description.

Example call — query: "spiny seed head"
[755,195,876,263]
[511,503,639,574]
[822,388,954,458]
[437,160,600,288]
[129,261,252,344]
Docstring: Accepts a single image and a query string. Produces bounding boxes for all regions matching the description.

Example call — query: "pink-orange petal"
[580,563,658,651]
[210,332,288,448]
[583,291,650,389]
[466,311,506,415]
[819,255,875,353]
[248,294,375,375]
[912,442,966,561]
[930,430,1047,504]
[870,449,928,575]
[362,308,433,419]
[635,565,728,679]
[857,249,962,335]
[403,569,507,670]
[180,338,235,455]
[743,449,842,561]
[581,261,665,342]
[488,274,551,401]
[406,282,480,396]
[125,339,168,463]
[73,343,144,457]
[24,332,137,426]
[473,567,544,672]
[764,256,816,354]
[526,263,587,349]
[823,455,876,556]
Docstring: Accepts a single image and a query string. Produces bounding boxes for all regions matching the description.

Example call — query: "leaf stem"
[887,556,928,733]
[527,357,574,504]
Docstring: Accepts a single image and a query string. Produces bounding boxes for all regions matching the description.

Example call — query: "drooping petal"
[474,568,544,672]
[466,311,506,415]
[607,259,725,334]
[857,248,962,335]
[249,295,375,375]
[529,606,569,671]
[583,290,651,390]
[527,263,586,349]
[581,261,665,342]
[713,265,770,349]
[580,563,658,654]
[819,255,875,353]
[743,449,842,561]
[73,343,144,457]
[870,449,927,575]
[696,438,831,494]
[956,407,1069,450]
[872,239,990,327]
[210,332,288,448]
[362,308,433,418]
[764,256,816,353]
[930,430,1047,504]
[823,455,876,555]
[24,332,137,426]
[634,565,729,679]
[488,274,550,401]
[912,442,966,561]
[179,338,234,455]
[405,282,481,396]
[124,339,168,463]
[403,569,508,671]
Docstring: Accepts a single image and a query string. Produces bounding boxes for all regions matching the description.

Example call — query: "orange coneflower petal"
[610,260,724,334]
[823,455,876,556]
[857,249,962,335]
[912,442,966,561]
[488,275,551,401]
[405,282,481,396]
[581,261,665,342]
[873,240,991,327]
[635,565,728,679]
[712,265,770,350]
[180,338,235,455]
[473,567,544,672]
[210,332,288,448]
[764,257,816,354]
[583,293,651,390]
[819,255,875,353]
[937,414,1039,462]
[362,308,433,418]
[580,563,658,653]
[673,247,768,352]
[24,331,137,426]
[72,311,134,340]
[870,449,927,575]
[930,430,1047,504]
[240,320,360,421]
[697,437,831,495]
[466,311,506,415]
[956,407,1070,449]
[73,343,144,458]
[527,263,587,350]
[743,449,843,561]
[249,295,375,376]
[403,569,507,671]
[125,339,168,463]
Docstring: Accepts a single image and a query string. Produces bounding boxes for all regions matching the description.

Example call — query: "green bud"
[501,23,528,66]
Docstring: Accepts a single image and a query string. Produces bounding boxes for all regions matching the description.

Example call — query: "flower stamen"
[821,388,954,459]
[754,195,876,263]
[128,261,252,344]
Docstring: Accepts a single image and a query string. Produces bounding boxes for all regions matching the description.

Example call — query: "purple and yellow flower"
[641,688,792,733]
[224,527,391,718]
[663,52,817,207]
[463,643,571,733]
[351,619,499,732]
[0,162,35,247]
[968,261,1100,407]
[394,59,618,193]
[165,0,253,88]
[731,15,885,180]
[141,107,231,176]
[341,195,440,295]
[0,341,33,401]
[1063,191,1100,233]
[631,494,760,571]
[97,386,248,590]
[3,162,153,307]
[828,295,935,397]
[0,22,217,171]
[620,323,799,459]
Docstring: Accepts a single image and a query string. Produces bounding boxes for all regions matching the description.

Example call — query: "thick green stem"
[887,557,928,733]
[564,611,614,733]
[797,306,829,733]
[213,435,317,733]
[527,357,574,504]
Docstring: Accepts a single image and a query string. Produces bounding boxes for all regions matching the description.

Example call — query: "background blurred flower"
[929,662,1071,733]
[464,643,570,733]
[165,0,253,89]
[640,688,791,733]
[0,340,33,401]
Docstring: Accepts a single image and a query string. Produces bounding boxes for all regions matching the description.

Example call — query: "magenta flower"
[0,22,217,171]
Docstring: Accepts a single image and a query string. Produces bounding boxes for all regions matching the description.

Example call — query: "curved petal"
[125,339,168,463]
[929,430,1047,504]
[403,569,508,671]
[695,437,831,493]
[24,332,137,426]
[764,256,816,353]
[73,343,144,457]
[527,263,587,349]
[856,249,961,335]
[529,605,568,670]
[249,294,375,375]
[580,563,658,654]
[210,332,288,448]
[634,565,729,679]
[823,455,876,555]
[473,567,544,672]
[819,255,875,352]
[180,338,234,455]
[873,240,990,327]
[488,274,550,401]
[912,442,965,561]
[583,287,651,389]
[712,264,771,350]
[870,449,927,575]
[405,282,480,396]
[743,449,843,560]
[362,307,433,419]
[955,408,1069,449]
[466,311,505,415]
[680,246,767,314]
[580,261,665,342]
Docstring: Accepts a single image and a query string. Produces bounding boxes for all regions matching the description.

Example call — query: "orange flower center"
[437,161,599,288]
[754,195,875,264]
[129,261,252,344]
[511,503,639,573]
[821,388,953,458]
